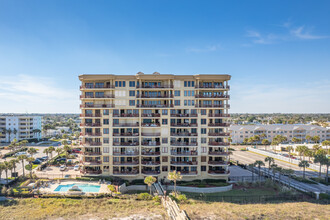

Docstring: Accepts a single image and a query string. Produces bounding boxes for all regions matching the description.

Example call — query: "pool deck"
[39,180,109,194]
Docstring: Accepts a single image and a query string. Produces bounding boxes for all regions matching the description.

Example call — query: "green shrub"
[153,195,161,203]
[107,185,116,192]
[136,193,153,200]
[319,193,330,200]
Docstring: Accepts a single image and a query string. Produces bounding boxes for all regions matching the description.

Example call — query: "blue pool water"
[54,183,100,193]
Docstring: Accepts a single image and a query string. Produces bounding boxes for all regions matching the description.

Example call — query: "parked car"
[74,165,80,171]
[15,152,27,157]
[56,158,66,162]
[72,149,81,153]
[60,165,66,171]
[36,157,46,162]
[41,156,48,160]
[32,159,42,164]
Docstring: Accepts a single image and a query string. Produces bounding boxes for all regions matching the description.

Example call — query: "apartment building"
[79,72,231,181]
[0,114,42,143]
[230,124,330,144]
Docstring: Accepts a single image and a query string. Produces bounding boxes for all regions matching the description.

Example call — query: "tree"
[305,135,312,143]
[305,149,314,162]
[18,155,28,177]
[298,160,310,179]
[7,128,12,142]
[314,154,327,178]
[253,135,260,147]
[243,138,249,144]
[270,163,278,179]
[261,139,270,150]
[324,158,330,183]
[48,146,55,159]
[283,169,294,187]
[62,140,68,145]
[27,147,38,158]
[254,160,265,182]
[9,159,19,179]
[322,140,330,151]
[167,170,182,196]
[292,137,300,144]
[275,167,283,182]
[0,162,5,181]
[43,148,49,159]
[3,161,10,184]
[13,128,17,139]
[296,145,308,160]
[265,157,275,176]
[56,148,63,156]
[248,163,255,181]
[312,145,321,155]
[286,146,294,160]
[144,176,157,194]
[26,157,35,179]
[311,136,320,144]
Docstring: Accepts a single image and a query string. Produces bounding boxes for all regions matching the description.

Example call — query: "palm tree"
[48,146,55,159]
[27,157,35,179]
[305,135,312,143]
[0,162,5,181]
[275,167,283,182]
[314,154,327,178]
[296,145,308,160]
[312,145,321,155]
[311,136,320,144]
[261,139,270,150]
[298,160,310,179]
[253,135,260,148]
[13,128,17,139]
[167,170,182,196]
[144,176,157,194]
[248,163,255,181]
[271,163,278,179]
[254,160,265,182]
[27,147,38,158]
[55,148,63,157]
[283,169,294,187]
[7,128,12,142]
[18,155,28,177]
[305,149,314,162]
[9,159,19,179]
[43,148,49,159]
[292,137,300,144]
[3,161,10,184]
[322,140,330,151]
[286,146,293,160]
[265,157,274,176]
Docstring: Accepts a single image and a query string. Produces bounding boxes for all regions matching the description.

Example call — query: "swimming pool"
[54,183,100,193]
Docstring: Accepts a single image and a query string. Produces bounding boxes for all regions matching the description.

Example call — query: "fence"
[247,147,328,173]
[229,176,266,182]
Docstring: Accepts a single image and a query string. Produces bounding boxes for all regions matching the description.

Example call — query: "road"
[231,150,323,178]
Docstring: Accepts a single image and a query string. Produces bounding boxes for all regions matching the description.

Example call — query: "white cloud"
[246,30,277,44]
[186,44,221,53]
[290,26,328,40]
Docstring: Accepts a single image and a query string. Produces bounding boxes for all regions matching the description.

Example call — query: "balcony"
[113,161,139,166]
[208,161,228,165]
[80,104,115,108]
[170,113,198,117]
[113,123,139,127]
[171,142,198,146]
[113,113,139,117]
[195,94,230,99]
[137,85,173,89]
[137,104,173,108]
[141,113,160,117]
[83,152,102,156]
[136,94,174,98]
[208,123,230,127]
[171,151,198,156]
[80,85,114,89]
[170,161,198,165]
[141,161,160,166]
[82,132,102,137]
[141,132,160,137]
[208,142,230,146]
[83,161,102,165]
[208,170,230,175]
[171,132,197,136]
[195,85,230,89]
[195,104,230,108]
[179,171,198,175]
[80,123,102,127]
[82,141,102,146]
[142,141,160,146]
[208,151,229,156]
[80,94,115,99]
[113,151,139,156]
[208,132,230,136]
[171,123,198,127]
[80,113,102,118]
[113,142,139,146]
[113,132,139,137]
[83,170,102,174]
[113,171,139,176]
[142,170,160,175]
[208,113,231,117]
[142,123,160,127]
[141,151,160,156]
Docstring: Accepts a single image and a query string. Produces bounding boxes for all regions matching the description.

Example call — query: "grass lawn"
[0,198,166,220]
[181,201,330,220]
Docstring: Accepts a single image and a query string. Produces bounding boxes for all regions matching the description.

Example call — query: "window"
[201,128,206,134]
[162,109,168,115]
[162,156,168,162]
[201,147,207,153]
[201,109,206,115]
[184,81,187,87]
[201,138,206,143]
[201,156,207,162]
[184,91,187,96]
[184,100,187,106]
[103,119,109,125]
[184,81,194,87]
[201,119,206,125]
[115,81,126,87]
[103,138,109,144]
[174,100,180,106]
[102,109,109,115]
[103,128,109,134]
[201,166,206,171]
[103,156,109,162]
[162,166,168,172]
[129,91,135,96]
[162,138,168,144]
[103,147,109,153]
[129,100,135,106]
[174,90,180,96]
[162,119,168,125]
[129,81,136,87]
[162,147,168,153]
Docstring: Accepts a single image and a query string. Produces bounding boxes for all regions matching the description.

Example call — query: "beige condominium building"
[79,72,231,181]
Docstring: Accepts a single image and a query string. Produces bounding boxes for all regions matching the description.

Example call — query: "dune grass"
[0,198,166,220]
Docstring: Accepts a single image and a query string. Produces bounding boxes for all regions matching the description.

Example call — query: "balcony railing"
[171,142,198,146]
[80,104,115,108]
[195,85,230,89]
[113,133,139,137]
[179,171,198,175]
[142,170,160,175]
[170,113,198,117]
[83,132,102,137]
[171,132,198,136]
[83,170,102,174]
[113,151,139,156]
[83,161,102,165]
[170,161,198,165]
[83,152,102,156]
[142,123,160,127]
[141,132,160,136]
[208,151,229,155]
[80,123,102,127]
[195,104,230,108]
[208,123,230,127]
[113,161,139,165]
[137,104,174,108]
[171,123,198,127]
[208,132,230,136]
[141,151,160,156]
[141,161,160,165]
[208,113,231,117]
[208,142,230,146]
[195,94,230,98]
[170,151,198,156]
[80,94,115,99]
[113,171,139,175]
[208,170,230,175]
[137,85,173,89]
[80,113,102,117]
[141,113,160,117]
[141,141,160,146]
[136,94,174,98]
[208,161,228,165]
[82,142,102,146]
[80,85,114,89]
[113,123,139,127]
[113,142,139,146]
[113,113,139,117]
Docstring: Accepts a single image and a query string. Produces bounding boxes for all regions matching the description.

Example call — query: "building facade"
[0,114,42,143]
[230,124,330,144]
[79,72,231,181]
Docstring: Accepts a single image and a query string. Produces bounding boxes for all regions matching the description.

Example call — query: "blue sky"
[0,0,329,113]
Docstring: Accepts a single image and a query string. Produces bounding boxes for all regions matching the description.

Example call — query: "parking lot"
[36,165,82,179]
